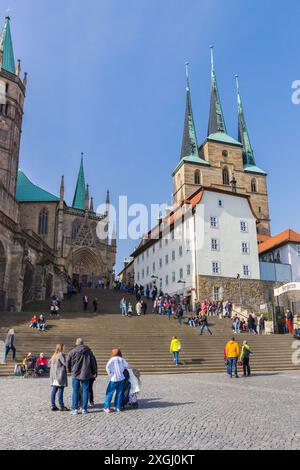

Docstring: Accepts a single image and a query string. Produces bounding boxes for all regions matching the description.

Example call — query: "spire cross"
[235,74,240,91]
[5,7,11,19]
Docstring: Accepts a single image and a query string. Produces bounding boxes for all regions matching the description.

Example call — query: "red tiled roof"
[257,233,271,245]
[258,229,300,254]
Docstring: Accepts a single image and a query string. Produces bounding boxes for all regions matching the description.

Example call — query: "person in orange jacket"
[225,337,240,378]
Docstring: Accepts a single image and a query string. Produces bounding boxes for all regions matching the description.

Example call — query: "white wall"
[262,243,300,282]
[195,192,260,279]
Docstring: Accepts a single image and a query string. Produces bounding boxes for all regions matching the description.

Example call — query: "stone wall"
[196,274,281,313]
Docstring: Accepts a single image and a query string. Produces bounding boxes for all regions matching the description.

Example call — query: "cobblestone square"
[1,371,300,450]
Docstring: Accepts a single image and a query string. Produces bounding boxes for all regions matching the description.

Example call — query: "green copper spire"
[208,46,227,136]
[72,153,86,210]
[236,75,255,166]
[180,63,199,160]
[0,16,16,74]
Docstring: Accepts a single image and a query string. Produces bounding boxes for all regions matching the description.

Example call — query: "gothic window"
[251,178,257,193]
[38,208,48,235]
[222,167,230,186]
[194,170,201,185]
[72,220,80,240]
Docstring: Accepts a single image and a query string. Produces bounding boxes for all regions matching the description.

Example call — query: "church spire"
[236,75,255,166]
[180,62,199,160]
[208,46,227,136]
[0,16,16,74]
[72,153,86,210]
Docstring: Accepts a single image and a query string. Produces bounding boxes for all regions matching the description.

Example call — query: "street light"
[236,273,242,306]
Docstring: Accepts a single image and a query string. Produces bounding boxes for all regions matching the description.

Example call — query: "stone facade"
[196,274,280,313]
[0,25,116,312]
[173,139,270,235]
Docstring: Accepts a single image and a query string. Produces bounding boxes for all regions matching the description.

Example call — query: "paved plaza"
[1,371,300,450]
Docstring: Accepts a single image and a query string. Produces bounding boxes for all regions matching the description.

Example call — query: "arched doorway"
[0,242,6,311]
[70,248,103,288]
[22,262,34,304]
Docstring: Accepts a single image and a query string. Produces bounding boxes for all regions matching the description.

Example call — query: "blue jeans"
[200,325,212,335]
[72,378,89,411]
[4,346,16,361]
[104,380,125,410]
[121,306,127,316]
[172,352,179,365]
[227,358,238,377]
[51,386,65,408]
[177,316,183,325]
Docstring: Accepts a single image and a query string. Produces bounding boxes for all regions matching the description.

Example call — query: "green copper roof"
[0,17,15,74]
[236,76,256,166]
[172,154,209,176]
[72,154,86,210]
[207,132,242,146]
[244,164,267,175]
[16,170,59,202]
[208,46,227,136]
[180,63,199,160]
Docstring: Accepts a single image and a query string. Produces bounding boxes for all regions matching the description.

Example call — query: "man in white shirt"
[104,349,129,414]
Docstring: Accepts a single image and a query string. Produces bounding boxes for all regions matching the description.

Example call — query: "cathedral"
[0,16,116,312]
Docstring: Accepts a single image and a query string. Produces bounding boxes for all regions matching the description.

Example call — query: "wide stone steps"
[0,289,298,376]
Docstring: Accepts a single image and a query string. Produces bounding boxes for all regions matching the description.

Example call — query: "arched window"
[194,170,201,185]
[72,220,80,240]
[251,178,257,193]
[38,208,48,235]
[222,167,230,186]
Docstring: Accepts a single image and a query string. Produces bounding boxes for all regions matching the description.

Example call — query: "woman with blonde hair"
[103,348,129,414]
[50,344,69,412]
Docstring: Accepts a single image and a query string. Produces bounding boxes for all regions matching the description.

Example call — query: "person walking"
[92,298,98,313]
[83,295,89,311]
[67,338,97,415]
[176,304,184,326]
[200,314,213,336]
[50,344,69,412]
[240,340,252,377]
[127,302,133,317]
[170,336,181,366]
[103,349,129,414]
[286,309,294,335]
[4,329,17,363]
[120,298,127,316]
[259,315,265,335]
[136,301,142,316]
[225,337,240,378]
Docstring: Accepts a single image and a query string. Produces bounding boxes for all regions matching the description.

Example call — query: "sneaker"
[71,409,79,415]
[115,408,122,412]
[103,408,111,414]
[51,406,59,412]
[82,410,89,415]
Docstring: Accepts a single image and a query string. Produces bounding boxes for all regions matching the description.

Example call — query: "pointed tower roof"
[173,63,209,176]
[180,63,199,160]
[236,76,266,175]
[72,153,86,210]
[0,16,16,74]
[208,46,226,136]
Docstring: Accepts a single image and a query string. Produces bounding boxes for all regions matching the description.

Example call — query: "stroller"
[23,355,37,378]
[122,368,141,409]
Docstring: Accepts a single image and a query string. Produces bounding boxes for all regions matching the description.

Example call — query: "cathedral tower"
[0,16,27,223]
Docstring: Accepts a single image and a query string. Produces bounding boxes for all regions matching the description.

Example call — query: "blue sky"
[5,0,300,273]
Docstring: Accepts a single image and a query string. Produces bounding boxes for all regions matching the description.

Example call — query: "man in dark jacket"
[67,338,97,415]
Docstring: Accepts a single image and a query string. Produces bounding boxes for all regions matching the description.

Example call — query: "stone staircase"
[0,289,298,376]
